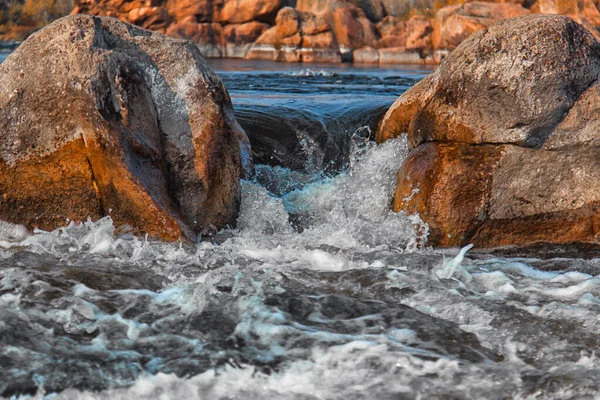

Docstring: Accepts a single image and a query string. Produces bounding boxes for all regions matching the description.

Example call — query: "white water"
[2,136,600,399]
[288,69,336,77]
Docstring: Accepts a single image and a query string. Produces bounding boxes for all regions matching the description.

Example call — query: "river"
[1,57,600,400]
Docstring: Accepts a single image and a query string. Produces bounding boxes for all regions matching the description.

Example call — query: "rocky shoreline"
[2,0,600,64]
[70,0,600,64]
[3,9,600,249]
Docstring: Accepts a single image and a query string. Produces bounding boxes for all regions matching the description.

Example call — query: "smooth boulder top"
[378,14,600,149]
[0,14,252,241]
[377,14,600,248]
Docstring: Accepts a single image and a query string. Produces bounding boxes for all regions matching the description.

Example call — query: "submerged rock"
[0,14,251,242]
[377,14,600,248]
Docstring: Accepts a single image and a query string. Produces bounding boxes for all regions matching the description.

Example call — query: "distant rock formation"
[377,14,600,248]
[2,0,600,63]
[0,14,251,241]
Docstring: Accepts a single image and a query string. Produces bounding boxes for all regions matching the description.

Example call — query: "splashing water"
[3,58,600,399]
[288,69,337,77]
[3,134,600,399]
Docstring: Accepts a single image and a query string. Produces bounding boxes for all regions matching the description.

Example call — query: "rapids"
[1,59,600,400]
[215,60,431,173]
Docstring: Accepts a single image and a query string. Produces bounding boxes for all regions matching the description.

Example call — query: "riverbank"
[2,0,600,64]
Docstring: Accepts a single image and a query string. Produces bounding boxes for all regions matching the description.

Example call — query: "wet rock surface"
[0,14,251,241]
[378,14,600,248]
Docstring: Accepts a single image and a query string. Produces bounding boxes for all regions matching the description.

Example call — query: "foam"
[4,136,600,399]
[288,69,336,77]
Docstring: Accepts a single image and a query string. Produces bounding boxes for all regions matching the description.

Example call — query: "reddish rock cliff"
[2,0,600,63]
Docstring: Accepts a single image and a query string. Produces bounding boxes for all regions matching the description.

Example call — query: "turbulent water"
[2,59,600,400]
[214,60,430,173]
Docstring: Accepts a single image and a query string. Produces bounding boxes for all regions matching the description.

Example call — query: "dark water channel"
[1,57,600,400]
[210,59,430,173]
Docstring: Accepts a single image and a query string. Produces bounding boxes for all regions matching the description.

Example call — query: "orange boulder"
[393,142,600,247]
[379,15,600,248]
[332,5,378,51]
[376,15,432,50]
[166,21,224,57]
[0,15,251,241]
[127,6,171,31]
[223,21,270,57]
[224,21,270,43]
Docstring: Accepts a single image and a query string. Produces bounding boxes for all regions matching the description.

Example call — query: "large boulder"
[165,21,225,58]
[75,0,173,32]
[353,15,436,65]
[223,21,270,58]
[378,14,600,148]
[377,14,600,247]
[163,0,215,24]
[0,14,251,241]
[330,4,378,53]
